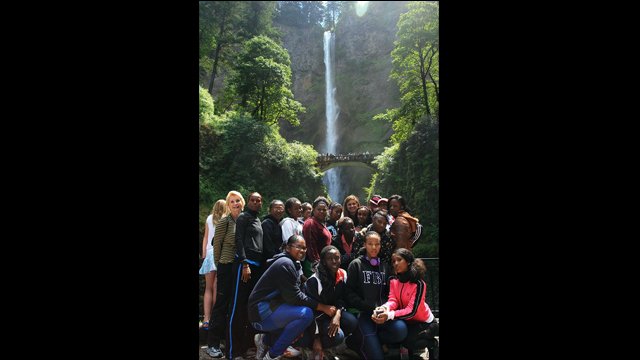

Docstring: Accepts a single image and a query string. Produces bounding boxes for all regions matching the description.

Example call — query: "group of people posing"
[199,191,439,360]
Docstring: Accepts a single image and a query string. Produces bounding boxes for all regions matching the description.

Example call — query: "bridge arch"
[316,152,378,172]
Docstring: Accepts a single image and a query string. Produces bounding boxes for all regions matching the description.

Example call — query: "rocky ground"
[198,327,434,360]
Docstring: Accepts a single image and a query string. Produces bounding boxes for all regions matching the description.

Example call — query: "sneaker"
[254,333,268,360]
[263,351,281,360]
[206,346,223,358]
[283,346,301,357]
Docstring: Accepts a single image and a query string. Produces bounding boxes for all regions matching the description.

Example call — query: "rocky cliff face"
[278,1,409,201]
[333,1,407,153]
[276,23,327,147]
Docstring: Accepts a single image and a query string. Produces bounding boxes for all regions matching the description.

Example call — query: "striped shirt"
[213,215,237,266]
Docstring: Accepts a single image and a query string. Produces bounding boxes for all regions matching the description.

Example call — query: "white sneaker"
[205,346,223,358]
[263,351,281,360]
[255,333,268,360]
[283,346,301,357]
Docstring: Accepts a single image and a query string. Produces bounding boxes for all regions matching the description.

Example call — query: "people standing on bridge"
[342,194,360,224]
[207,191,244,359]
[374,248,439,360]
[262,199,285,262]
[250,235,337,360]
[228,192,264,359]
[200,199,226,331]
[344,231,406,359]
[302,196,332,277]
[355,205,372,233]
[388,195,423,247]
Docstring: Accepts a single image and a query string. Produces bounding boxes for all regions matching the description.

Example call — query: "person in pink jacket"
[374,248,439,360]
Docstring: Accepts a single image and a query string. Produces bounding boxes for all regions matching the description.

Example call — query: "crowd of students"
[199,191,439,360]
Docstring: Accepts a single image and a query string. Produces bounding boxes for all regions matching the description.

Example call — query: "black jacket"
[261,215,283,262]
[235,209,263,264]
[305,269,348,312]
[345,254,391,315]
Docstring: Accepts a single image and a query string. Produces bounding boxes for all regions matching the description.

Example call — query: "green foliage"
[232,35,305,125]
[368,117,439,257]
[242,1,278,39]
[199,111,325,222]
[200,1,282,99]
[199,1,218,59]
[365,1,439,258]
[384,1,438,143]
[276,1,325,27]
[276,1,305,27]
[199,86,215,125]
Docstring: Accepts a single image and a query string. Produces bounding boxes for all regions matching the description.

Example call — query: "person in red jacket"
[374,248,439,360]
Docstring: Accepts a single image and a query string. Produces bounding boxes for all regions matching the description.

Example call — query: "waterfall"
[323,31,341,203]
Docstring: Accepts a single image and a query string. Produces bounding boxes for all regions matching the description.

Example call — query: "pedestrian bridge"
[316,152,378,172]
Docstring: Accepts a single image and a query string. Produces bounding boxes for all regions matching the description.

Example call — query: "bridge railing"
[316,153,377,163]
[420,257,439,318]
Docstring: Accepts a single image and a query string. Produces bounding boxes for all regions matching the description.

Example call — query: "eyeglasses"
[290,244,307,251]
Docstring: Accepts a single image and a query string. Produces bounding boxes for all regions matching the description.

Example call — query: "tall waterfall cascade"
[322,31,341,202]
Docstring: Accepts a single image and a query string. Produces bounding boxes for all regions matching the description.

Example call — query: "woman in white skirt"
[200,199,226,329]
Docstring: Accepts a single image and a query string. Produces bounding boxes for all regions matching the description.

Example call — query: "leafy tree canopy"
[232,35,305,125]
[199,109,325,220]
[199,86,215,125]
[386,1,439,143]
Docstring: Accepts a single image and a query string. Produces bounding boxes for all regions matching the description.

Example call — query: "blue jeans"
[347,313,408,360]
[298,310,358,349]
[251,303,314,357]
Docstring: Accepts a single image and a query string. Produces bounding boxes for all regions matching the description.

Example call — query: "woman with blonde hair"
[199,199,226,330]
[206,190,245,359]
[342,194,360,224]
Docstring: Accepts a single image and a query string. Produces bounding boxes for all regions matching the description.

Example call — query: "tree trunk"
[426,46,439,103]
[428,70,439,102]
[418,47,431,116]
[207,13,228,96]
[258,84,267,121]
[207,41,223,95]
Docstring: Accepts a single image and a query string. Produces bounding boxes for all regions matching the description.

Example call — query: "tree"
[199,86,215,125]
[301,1,325,26]
[242,1,278,38]
[368,2,439,257]
[232,35,305,125]
[390,1,439,122]
[275,1,304,27]
[199,111,325,211]
[199,1,245,96]
[368,116,439,257]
